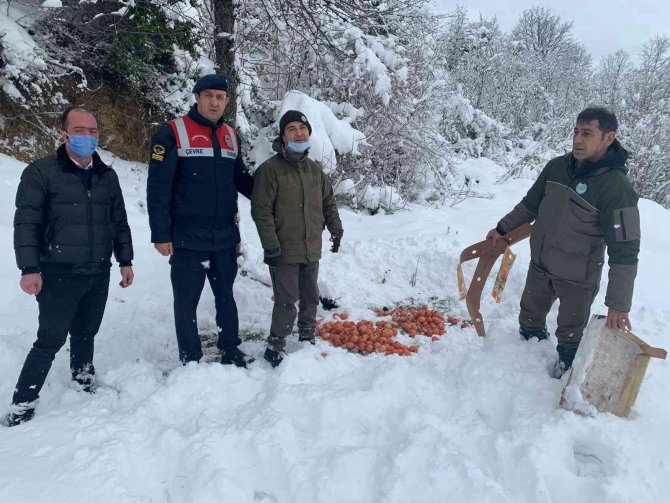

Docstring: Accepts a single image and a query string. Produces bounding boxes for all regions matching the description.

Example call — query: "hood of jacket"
[570,138,629,178]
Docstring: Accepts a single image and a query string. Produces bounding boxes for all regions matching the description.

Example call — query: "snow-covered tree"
[596,50,633,110]
[440,7,593,141]
[2,0,669,210]
[601,36,670,206]
[34,0,200,106]
[511,6,574,58]
[229,0,463,210]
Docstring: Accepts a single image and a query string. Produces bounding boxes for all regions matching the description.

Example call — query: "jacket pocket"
[46,224,55,246]
[613,207,641,241]
[545,230,591,282]
[174,179,189,205]
[585,254,605,287]
[44,219,59,251]
[106,222,116,243]
[567,197,599,225]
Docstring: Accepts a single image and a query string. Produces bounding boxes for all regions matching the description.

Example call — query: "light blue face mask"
[286,140,310,154]
[67,134,99,157]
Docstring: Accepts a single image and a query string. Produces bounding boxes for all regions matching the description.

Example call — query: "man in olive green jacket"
[251,110,343,367]
[487,107,640,378]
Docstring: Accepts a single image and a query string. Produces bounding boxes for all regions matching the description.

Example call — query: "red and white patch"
[224,134,233,148]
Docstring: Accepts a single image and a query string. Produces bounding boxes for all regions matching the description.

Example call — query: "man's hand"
[20,273,42,295]
[119,266,134,288]
[607,309,632,332]
[486,228,502,245]
[264,247,281,267]
[154,242,173,256]
[330,234,342,253]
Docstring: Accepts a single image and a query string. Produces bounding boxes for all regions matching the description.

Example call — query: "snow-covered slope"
[0,152,668,503]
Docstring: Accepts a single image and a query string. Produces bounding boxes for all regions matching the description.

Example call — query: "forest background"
[1,0,669,210]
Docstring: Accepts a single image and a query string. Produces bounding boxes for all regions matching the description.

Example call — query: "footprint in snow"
[573,444,608,478]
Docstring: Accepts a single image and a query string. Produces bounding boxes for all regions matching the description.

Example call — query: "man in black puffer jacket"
[5,106,134,427]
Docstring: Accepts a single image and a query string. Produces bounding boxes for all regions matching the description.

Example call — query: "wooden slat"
[620,330,667,360]
[615,355,651,417]
[458,223,532,337]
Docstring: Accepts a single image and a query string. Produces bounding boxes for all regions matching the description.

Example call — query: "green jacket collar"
[272,136,309,164]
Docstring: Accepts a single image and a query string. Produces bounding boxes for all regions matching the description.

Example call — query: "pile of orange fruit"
[319,318,416,356]
[383,305,446,339]
[318,305,471,357]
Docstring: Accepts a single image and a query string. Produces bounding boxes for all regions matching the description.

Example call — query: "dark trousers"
[12,272,110,405]
[267,261,320,351]
[519,262,599,347]
[170,247,240,362]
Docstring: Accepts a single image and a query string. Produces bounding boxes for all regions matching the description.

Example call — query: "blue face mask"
[67,134,99,157]
[286,140,310,154]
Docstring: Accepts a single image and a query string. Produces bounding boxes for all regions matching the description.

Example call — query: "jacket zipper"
[85,181,93,264]
[569,172,596,213]
[212,128,219,230]
[571,198,592,213]
[619,209,627,240]
[299,162,310,245]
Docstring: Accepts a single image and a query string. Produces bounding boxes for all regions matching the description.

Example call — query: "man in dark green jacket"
[251,110,343,367]
[487,107,640,377]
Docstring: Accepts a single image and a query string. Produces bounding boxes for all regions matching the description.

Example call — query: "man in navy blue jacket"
[147,74,254,366]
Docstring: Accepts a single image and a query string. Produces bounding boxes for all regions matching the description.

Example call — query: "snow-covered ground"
[1,151,668,503]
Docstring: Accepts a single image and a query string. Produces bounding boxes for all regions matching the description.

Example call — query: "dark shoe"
[551,359,569,379]
[263,347,284,368]
[556,344,578,366]
[298,329,316,345]
[220,347,254,368]
[551,344,579,379]
[4,403,36,427]
[519,327,550,341]
[75,380,98,394]
[72,370,97,394]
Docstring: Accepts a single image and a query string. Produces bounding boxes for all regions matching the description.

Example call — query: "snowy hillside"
[0,151,669,503]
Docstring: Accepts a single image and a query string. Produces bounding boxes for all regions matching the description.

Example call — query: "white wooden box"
[560,315,666,418]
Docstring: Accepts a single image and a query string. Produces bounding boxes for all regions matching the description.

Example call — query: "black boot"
[551,344,579,379]
[72,364,97,394]
[298,328,316,345]
[519,327,550,341]
[75,380,98,394]
[263,347,284,368]
[220,347,254,368]
[3,402,36,427]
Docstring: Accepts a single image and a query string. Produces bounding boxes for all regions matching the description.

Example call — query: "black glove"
[330,234,342,253]
[264,247,281,266]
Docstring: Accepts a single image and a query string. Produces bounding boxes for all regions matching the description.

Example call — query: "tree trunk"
[213,0,237,126]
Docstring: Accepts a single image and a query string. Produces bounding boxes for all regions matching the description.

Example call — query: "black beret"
[193,74,229,94]
[279,110,312,136]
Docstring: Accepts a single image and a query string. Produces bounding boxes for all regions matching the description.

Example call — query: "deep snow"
[0,150,668,503]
